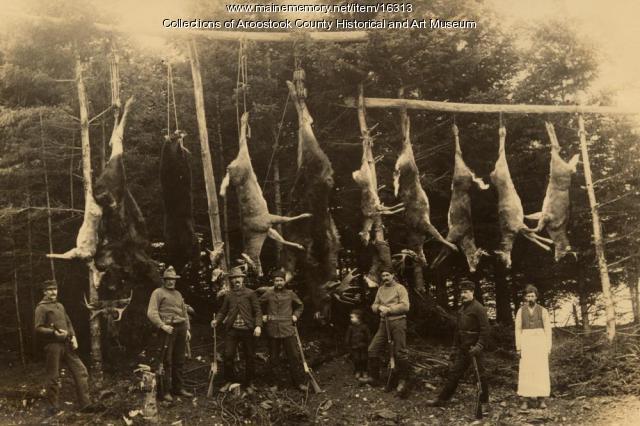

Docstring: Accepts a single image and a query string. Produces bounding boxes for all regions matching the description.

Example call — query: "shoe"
[172,389,194,398]
[355,372,361,379]
[539,400,547,409]
[520,401,528,410]
[425,399,446,407]
[162,393,173,402]
[396,379,409,399]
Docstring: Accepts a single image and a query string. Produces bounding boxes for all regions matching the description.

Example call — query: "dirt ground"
[1,330,638,426]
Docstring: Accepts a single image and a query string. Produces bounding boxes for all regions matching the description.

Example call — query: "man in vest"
[34,279,95,416]
[147,266,193,401]
[211,266,262,391]
[259,270,307,391]
[515,285,552,409]
[361,268,411,398]
[426,280,489,408]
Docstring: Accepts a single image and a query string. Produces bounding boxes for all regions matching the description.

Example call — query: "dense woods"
[1,0,639,366]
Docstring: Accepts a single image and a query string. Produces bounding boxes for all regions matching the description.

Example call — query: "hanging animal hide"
[490,125,553,268]
[525,122,579,261]
[160,131,199,273]
[393,110,457,264]
[282,80,340,321]
[220,112,311,276]
[432,124,489,272]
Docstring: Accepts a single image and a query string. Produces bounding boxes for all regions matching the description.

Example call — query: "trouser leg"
[63,345,91,407]
[223,331,239,383]
[282,336,305,386]
[350,349,359,374]
[390,319,408,362]
[241,332,255,385]
[171,322,187,392]
[438,348,470,401]
[366,322,387,383]
[358,349,368,374]
[44,343,63,410]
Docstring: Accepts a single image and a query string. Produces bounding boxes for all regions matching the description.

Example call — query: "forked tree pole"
[578,114,616,342]
[75,59,103,378]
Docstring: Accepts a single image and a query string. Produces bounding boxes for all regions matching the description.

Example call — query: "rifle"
[293,325,322,393]
[206,320,218,397]
[156,319,173,397]
[384,317,396,388]
[471,355,483,420]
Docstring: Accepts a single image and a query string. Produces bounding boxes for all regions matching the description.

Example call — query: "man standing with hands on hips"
[147,266,193,401]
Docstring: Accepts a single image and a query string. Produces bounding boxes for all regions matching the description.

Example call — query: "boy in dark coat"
[345,309,370,380]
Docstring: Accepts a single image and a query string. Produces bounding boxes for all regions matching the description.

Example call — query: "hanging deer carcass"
[220,112,312,276]
[283,79,340,322]
[525,122,579,261]
[432,124,489,272]
[490,125,553,268]
[394,110,457,265]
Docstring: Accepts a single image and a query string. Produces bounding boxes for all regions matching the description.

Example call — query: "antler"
[112,291,133,321]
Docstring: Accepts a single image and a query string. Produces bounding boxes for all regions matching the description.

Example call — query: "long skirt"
[517,328,550,397]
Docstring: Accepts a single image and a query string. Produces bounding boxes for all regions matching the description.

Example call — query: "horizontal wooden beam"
[343,97,639,115]
[6,11,368,43]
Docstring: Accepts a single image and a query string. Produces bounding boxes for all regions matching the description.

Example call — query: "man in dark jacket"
[211,267,262,390]
[259,270,307,391]
[34,280,93,416]
[426,280,490,408]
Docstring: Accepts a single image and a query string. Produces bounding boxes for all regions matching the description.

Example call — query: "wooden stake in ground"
[188,39,227,274]
[40,113,56,280]
[578,114,616,342]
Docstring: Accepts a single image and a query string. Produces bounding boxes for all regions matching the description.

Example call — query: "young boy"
[345,309,370,380]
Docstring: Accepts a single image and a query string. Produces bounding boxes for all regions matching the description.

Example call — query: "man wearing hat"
[34,279,93,416]
[259,270,307,391]
[515,285,552,409]
[147,266,192,401]
[426,279,490,408]
[361,268,411,398]
[211,266,262,391]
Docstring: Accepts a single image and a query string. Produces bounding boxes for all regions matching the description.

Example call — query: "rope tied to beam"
[236,38,250,139]
[165,60,182,142]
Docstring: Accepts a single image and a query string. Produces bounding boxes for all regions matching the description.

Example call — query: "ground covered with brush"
[2,323,640,425]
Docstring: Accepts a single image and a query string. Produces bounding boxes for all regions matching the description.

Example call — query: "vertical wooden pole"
[267,52,283,262]
[69,132,75,209]
[76,59,103,379]
[40,113,57,280]
[187,40,227,270]
[11,216,26,368]
[578,114,616,341]
[26,192,37,356]
[214,94,231,262]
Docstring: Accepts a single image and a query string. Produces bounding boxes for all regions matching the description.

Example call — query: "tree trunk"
[578,114,616,341]
[76,59,103,381]
[70,132,75,209]
[214,94,230,263]
[12,217,26,368]
[40,112,56,280]
[494,257,513,325]
[26,192,37,357]
[629,278,639,324]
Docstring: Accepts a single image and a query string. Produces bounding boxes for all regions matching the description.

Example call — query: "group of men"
[35,264,552,417]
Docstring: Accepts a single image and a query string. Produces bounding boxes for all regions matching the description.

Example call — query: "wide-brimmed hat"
[227,266,246,278]
[42,279,58,291]
[163,266,181,280]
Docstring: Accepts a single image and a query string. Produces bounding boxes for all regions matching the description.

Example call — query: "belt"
[384,315,406,321]
[265,315,293,321]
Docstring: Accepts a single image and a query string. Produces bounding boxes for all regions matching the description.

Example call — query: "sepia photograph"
[0,0,639,424]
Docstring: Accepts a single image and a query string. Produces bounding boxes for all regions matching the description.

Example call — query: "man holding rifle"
[259,270,307,391]
[147,266,192,402]
[426,280,490,411]
[361,268,411,399]
[34,279,95,416]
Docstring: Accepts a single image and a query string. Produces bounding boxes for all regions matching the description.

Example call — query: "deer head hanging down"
[393,109,458,265]
[432,124,489,272]
[525,122,579,261]
[83,291,132,345]
[220,112,312,276]
[490,125,553,268]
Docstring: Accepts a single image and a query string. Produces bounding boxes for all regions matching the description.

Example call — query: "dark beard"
[528,301,535,307]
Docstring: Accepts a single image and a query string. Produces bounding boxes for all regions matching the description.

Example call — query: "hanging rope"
[165,60,181,140]
[262,92,290,187]
[236,39,250,138]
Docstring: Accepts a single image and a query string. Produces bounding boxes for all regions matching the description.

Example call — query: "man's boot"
[395,359,410,399]
[360,358,381,386]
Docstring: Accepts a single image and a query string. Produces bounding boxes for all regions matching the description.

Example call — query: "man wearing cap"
[259,270,307,391]
[34,280,93,416]
[426,280,490,408]
[211,266,262,390]
[361,268,411,399]
[147,266,192,401]
[515,285,552,410]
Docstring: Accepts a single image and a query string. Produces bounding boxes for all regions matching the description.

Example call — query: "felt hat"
[42,279,58,291]
[271,269,286,280]
[163,266,181,280]
[524,284,539,296]
[227,266,246,278]
[379,265,394,275]
[459,279,475,291]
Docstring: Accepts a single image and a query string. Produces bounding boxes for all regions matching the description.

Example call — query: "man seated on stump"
[147,266,193,401]
[361,267,411,399]
[34,279,97,416]
[211,266,262,393]
[426,279,489,409]
[259,269,308,391]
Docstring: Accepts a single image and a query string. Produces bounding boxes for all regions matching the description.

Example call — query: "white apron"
[517,328,550,397]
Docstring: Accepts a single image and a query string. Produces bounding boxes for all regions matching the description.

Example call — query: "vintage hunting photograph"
[0,0,639,424]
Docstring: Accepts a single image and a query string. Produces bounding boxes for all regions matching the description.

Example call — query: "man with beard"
[515,285,552,409]
[211,266,262,392]
[259,270,307,391]
[361,268,411,398]
[34,280,95,416]
[426,280,489,408]
[147,266,193,401]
